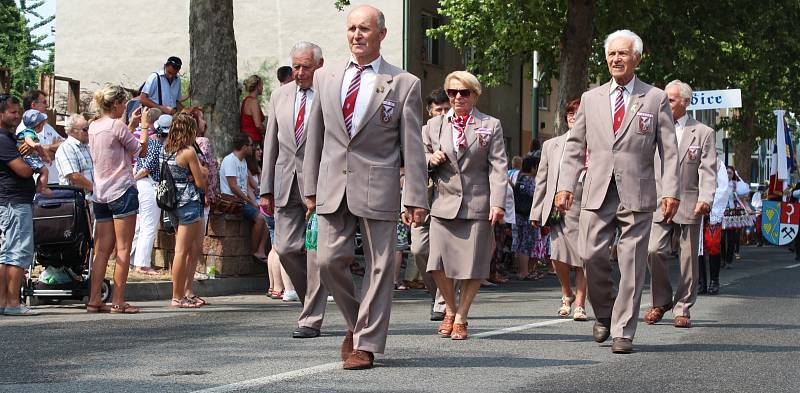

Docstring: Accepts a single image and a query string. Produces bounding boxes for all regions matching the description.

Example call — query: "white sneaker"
[4,305,39,316]
[282,290,299,302]
[327,295,334,302]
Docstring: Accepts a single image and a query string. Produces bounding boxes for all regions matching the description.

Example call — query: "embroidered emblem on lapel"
[476,127,492,148]
[381,99,396,123]
[636,112,654,134]
[687,145,701,161]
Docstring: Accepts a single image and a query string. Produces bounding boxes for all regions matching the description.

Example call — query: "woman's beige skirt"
[427,217,494,279]
[549,180,584,267]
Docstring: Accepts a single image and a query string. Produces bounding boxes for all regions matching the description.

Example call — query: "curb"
[123,275,267,301]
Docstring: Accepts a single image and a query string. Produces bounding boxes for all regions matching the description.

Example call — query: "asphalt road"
[2,245,798,393]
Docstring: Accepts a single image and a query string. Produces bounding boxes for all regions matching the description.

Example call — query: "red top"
[240,96,264,142]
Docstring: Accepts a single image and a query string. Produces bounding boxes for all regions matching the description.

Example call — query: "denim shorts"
[176,200,203,225]
[0,203,35,270]
[242,203,259,222]
[264,215,275,243]
[95,187,139,222]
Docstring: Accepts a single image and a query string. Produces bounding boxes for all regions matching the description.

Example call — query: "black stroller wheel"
[100,279,112,303]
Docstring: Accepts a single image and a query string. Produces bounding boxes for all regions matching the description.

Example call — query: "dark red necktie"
[294,88,308,145]
[613,86,625,134]
[342,64,370,137]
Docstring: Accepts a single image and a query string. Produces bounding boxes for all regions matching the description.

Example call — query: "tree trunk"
[189,0,240,160]
[553,0,594,136]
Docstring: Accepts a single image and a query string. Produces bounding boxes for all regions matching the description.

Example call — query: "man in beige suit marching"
[303,5,429,370]
[260,42,329,339]
[555,29,680,354]
[645,80,717,329]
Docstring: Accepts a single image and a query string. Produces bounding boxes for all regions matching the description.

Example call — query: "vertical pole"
[402,0,409,70]
[531,51,539,149]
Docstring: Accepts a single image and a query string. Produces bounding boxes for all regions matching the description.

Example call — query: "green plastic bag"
[305,212,318,251]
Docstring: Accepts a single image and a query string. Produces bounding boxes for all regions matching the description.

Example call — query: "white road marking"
[190,362,342,393]
[785,263,800,269]
[472,318,572,338]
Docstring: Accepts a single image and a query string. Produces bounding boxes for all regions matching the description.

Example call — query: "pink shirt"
[88,117,141,203]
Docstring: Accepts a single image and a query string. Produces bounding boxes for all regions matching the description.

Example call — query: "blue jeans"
[0,203,35,270]
[94,187,139,222]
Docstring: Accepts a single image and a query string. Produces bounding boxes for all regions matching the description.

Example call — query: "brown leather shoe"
[611,337,633,354]
[592,318,611,343]
[674,315,692,328]
[341,331,354,361]
[343,350,374,370]
[643,303,672,325]
[438,314,455,338]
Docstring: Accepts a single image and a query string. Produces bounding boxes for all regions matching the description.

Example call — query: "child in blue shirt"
[18,109,52,195]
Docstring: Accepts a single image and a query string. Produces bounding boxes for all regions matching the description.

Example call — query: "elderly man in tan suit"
[260,42,330,339]
[645,80,717,329]
[303,5,429,370]
[555,29,680,354]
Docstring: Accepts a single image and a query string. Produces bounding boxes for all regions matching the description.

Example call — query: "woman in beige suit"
[424,71,508,340]
[530,99,588,321]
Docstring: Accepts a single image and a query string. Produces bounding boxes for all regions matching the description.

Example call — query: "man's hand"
[555,191,574,212]
[489,207,505,226]
[428,151,448,167]
[693,201,711,216]
[531,219,540,227]
[305,196,316,220]
[17,143,31,156]
[162,106,176,115]
[407,207,429,227]
[662,197,680,223]
[259,194,274,216]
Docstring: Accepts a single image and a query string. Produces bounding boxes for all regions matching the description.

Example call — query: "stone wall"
[153,213,266,277]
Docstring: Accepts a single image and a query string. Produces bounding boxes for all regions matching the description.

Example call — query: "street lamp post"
[531,51,539,149]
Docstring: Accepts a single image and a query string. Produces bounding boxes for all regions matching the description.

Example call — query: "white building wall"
[55,0,404,92]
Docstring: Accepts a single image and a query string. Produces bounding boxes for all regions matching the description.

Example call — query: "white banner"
[687,89,742,110]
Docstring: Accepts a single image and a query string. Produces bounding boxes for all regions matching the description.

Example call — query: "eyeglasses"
[446,89,471,98]
[81,127,89,132]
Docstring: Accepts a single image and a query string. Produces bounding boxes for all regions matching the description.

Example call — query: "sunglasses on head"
[446,89,471,98]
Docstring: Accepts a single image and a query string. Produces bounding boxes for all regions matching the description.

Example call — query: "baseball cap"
[156,114,173,134]
[22,109,47,128]
[166,56,182,69]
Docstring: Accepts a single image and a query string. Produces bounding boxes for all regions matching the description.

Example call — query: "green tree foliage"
[0,0,53,96]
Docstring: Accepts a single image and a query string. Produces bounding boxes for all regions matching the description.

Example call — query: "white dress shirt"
[609,76,636,118]
[675,114,688,146]
[293,86,315,132]
[341,56,382,132]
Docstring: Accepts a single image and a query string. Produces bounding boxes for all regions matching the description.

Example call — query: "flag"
[768,110,795,199]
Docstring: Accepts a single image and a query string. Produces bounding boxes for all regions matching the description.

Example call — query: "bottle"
[206,255,217,279]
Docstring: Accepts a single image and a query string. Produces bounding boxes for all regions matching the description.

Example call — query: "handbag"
[211,193,245,215]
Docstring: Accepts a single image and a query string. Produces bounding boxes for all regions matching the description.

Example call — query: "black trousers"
[698,253,721,284]
[721,229,739,265]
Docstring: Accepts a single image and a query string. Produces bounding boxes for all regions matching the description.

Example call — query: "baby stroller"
[21,185,111,306]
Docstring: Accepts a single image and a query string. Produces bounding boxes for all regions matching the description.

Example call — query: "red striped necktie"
[342,64,371,137]
[613,85,626,134]
[295,88,308,145]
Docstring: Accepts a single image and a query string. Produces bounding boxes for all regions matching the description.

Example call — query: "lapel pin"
[376,86,385,93]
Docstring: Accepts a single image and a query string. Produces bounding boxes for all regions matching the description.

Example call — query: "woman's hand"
[428,150,448,167]
[489,207,505,226]
[128,107,142,130]
[140,107,151,130]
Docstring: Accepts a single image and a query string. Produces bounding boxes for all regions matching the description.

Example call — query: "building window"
[421,13,441,65]
[538,92,549,111]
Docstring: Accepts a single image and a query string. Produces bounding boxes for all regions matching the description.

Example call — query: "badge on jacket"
[687,145,701,161]
[636,112,653,134]
[476,127,492,148]
[381,99,396,123]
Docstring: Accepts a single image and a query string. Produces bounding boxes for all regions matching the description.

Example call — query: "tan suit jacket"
[653,117,717,224]
[530,133,567,224]
[557,77,680,211]
[260,81,307,205]
[422,109,507,220]
[303,60,429,220]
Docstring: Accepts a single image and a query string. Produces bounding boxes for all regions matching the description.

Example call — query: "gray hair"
[665,79,693,101]
[64,113,85,133]
[348,5,385,30]
[604,29,644,57]
[290,41,324,63]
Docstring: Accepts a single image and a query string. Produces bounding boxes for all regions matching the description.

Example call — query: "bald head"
[65,114,89,143]
[346,5,386,65]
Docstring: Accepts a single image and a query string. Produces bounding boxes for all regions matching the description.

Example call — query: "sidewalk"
[123,275,267,301]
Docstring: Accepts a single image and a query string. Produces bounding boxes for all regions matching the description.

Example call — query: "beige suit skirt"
[549,179,584,267]
[427,217,494,280]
